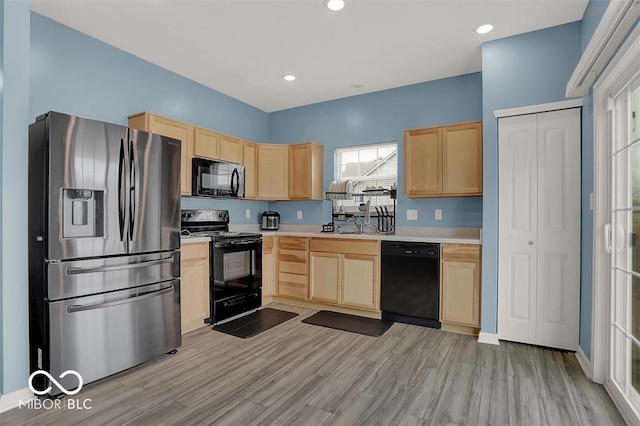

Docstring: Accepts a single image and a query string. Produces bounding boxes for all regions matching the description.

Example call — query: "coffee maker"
[261,211,280,230]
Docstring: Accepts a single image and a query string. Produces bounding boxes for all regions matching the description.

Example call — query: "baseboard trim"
[0,387,34,414]
[575,346,593,380]
[605,381,640,425]
[477,332,500,345]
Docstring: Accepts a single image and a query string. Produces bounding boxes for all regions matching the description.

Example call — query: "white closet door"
[498,114,539,345]
[535,109,581,350]
[498,108,581,350]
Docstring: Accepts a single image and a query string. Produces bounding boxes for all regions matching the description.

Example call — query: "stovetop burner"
[180,229,261,240]
[180,210,262,242]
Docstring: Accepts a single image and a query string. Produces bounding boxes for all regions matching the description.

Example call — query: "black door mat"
[213,308,298,338]
[301,310,393,337]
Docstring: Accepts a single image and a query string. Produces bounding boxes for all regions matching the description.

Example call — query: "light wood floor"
[3,303,625,425]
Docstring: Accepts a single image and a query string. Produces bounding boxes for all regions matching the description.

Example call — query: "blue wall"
[1,0,30,395]
[0,0,5,394]
[269,73,484,228]
[481,22,583,338]
[578,0,609,360]
[30,13,270,226]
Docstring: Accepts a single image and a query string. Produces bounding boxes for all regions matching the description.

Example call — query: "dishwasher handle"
[381,242,439,258]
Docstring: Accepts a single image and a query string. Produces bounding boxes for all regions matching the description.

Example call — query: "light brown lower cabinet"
[262,236,276,303]
[309,239,380,311]
[180,242,210,333]
[277,237,308,299]
[440,244,481,332]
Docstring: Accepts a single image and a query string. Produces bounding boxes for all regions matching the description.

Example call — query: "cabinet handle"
[528,241,534,246]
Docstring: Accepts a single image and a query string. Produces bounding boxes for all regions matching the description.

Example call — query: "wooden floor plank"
[1,303,623,425]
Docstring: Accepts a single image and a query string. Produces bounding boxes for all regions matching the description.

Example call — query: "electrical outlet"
[297,210,303,220]
[435,209,442,220]
[245,209,251,219]
[407,209,418,221]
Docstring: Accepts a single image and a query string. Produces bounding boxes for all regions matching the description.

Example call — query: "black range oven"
[181,209,262,324]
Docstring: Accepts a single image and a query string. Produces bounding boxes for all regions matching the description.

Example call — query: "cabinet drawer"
[278,249,307,275]
[279,237,308,251]
[441,244,480,261]
[181,242,209,261]
[278,272,307,299]
[310,238,379,256]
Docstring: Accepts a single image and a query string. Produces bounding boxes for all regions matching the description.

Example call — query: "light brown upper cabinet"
[243,141,258,199]
[405,121,482,197]
[257,144,289,200]
[128,112,194,196]
[193,127,220,160]
[219,134,243,164]
[289,142,324,200]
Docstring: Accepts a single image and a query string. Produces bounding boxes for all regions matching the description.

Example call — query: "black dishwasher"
[381,241,440,328]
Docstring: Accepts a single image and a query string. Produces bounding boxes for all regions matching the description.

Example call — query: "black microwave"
[192,158,245,198]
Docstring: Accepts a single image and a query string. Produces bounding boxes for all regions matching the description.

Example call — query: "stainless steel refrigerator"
[28,111,182,396]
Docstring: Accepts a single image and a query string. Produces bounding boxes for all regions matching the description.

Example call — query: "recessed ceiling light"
[283,74,296,82]
[325,0,345,11]
[476,24,494,34]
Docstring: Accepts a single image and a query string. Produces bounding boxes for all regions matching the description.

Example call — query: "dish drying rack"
[323,188,397,234]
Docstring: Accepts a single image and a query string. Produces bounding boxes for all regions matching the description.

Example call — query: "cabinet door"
[289,143,312,199]
[442,122,482,195]
[258,144,289,200]
[180,242,210,333]
[342,254,378,310]
[441,259,480,327]
[289,143,324,200]
[309,252,340,304]
[243,141,258,199]
[219,134,243,164]
[146,115,194,196]
[194,127,220,160]
[404,128,442,196]
[262,237,276,300]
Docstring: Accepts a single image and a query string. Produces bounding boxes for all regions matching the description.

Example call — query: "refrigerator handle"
[66,285,174,313]
[118,139,128,241]
[129,140,139,242]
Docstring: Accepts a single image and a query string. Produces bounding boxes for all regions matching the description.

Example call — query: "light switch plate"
[245,209,251,219]
[297,210,303,220]
[407,209,418,221]
[435,209,442,220]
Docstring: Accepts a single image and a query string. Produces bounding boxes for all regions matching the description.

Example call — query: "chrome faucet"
[346,215,363,233]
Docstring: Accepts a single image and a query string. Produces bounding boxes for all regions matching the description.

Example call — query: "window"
[334,142,397,209]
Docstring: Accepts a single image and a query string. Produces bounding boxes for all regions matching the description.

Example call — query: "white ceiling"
[31,0,588,113]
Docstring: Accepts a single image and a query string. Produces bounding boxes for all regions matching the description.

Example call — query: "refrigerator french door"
[28,112,182,396]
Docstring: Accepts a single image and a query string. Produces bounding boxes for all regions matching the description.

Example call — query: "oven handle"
[66,256,175,275]
[66,285,174,313]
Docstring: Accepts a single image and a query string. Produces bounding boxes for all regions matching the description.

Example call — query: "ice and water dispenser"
[62,189,104,238]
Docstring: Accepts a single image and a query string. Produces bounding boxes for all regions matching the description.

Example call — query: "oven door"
[211,239,262,322]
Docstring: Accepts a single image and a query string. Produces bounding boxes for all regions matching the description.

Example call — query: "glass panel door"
[611,76,640,411]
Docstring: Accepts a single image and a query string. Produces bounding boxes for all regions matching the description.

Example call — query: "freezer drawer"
[40,280,181,396]
[47,251,180,300]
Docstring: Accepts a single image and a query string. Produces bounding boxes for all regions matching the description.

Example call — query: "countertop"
[233,225,482,245]
[180,236,211,244]
[180,226,481,245]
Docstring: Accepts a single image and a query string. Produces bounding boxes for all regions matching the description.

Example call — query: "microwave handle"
[231,168,239,196]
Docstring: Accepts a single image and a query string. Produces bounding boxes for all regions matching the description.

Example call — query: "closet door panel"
[535,108,581,351]
[498,114,538,344]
